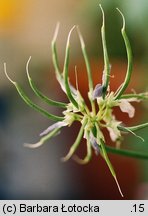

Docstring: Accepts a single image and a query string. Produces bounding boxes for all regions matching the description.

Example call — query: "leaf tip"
[26,56,32,78]
[99,4,105,28]
[116,8,125,31]
[4,63,16,85]
[52,22,60,44]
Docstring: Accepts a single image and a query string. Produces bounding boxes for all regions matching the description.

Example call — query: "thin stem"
[74,66,90,115]
[51,22,63,82]
[61,116,87,162]
[118,122,148,132]
[100,139,123,197]
[73,131,92,164]
[121,92,148,100]
[4,63,64,122]
[63,26,78,108]
[76,27,94,93]
[99,5,111,98]
[118,125,144,142]
[115,9,133,99]
[95,122,123,197]
[105,145,148,160]
[76,26,96,114]
[26,56,67,108]
[24,127,60,148]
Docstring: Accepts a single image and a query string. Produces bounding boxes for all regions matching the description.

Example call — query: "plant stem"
[105,145,148,160]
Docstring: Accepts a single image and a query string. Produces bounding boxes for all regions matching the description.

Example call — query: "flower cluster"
[4,5,148,197]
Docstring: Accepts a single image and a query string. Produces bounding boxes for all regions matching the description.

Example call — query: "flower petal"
[59,77,77,96]
[107,127,119,142]
[92,84,103,100]
[119,99,135,118]
[90,132,100,155]
[106,117,122,142]
[40,121,67,136]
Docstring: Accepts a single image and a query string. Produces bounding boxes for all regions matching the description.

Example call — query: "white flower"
[119,99,136,118]
[106,116,122,142]
[107,126,120,142]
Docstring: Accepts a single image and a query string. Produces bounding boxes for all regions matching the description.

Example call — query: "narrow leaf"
[99,4,111,98]
[24,127,60,148]
[73,131,92,164]
[115,9,133,99]
[4,63,64,122]
[63,26,78,108]
[61,117,87,162]
[26,56,67,108]
[105,145,148,160]
[51,22,63,82]
[96,122,123,197]
[118,122,148,132]
[121,92,148,100]
[76,26,96,113]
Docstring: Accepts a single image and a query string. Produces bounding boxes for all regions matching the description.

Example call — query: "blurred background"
[0,0,148,199]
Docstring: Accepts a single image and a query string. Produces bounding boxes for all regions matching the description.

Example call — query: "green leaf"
[121,92,148,100]
[61,116,87,162]
[118,122,148,132]
[4,63,64,122]
[26,56,67,108]
[63,26,78,108]
[105,145,148,160]
[115,9,133,99]
[24,127,61,148]
[99,4,111,98]
[76,26,96,114]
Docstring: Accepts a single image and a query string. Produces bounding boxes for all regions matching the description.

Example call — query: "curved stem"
[61,117,87,162]
[51,23,63,82]
[24,127,60,149]
[118,122,148,132]
[26,56,67,108]
[4,63,64,122]
[63,26,78,108]
[115,9,133,99]
[73,131,92,164]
